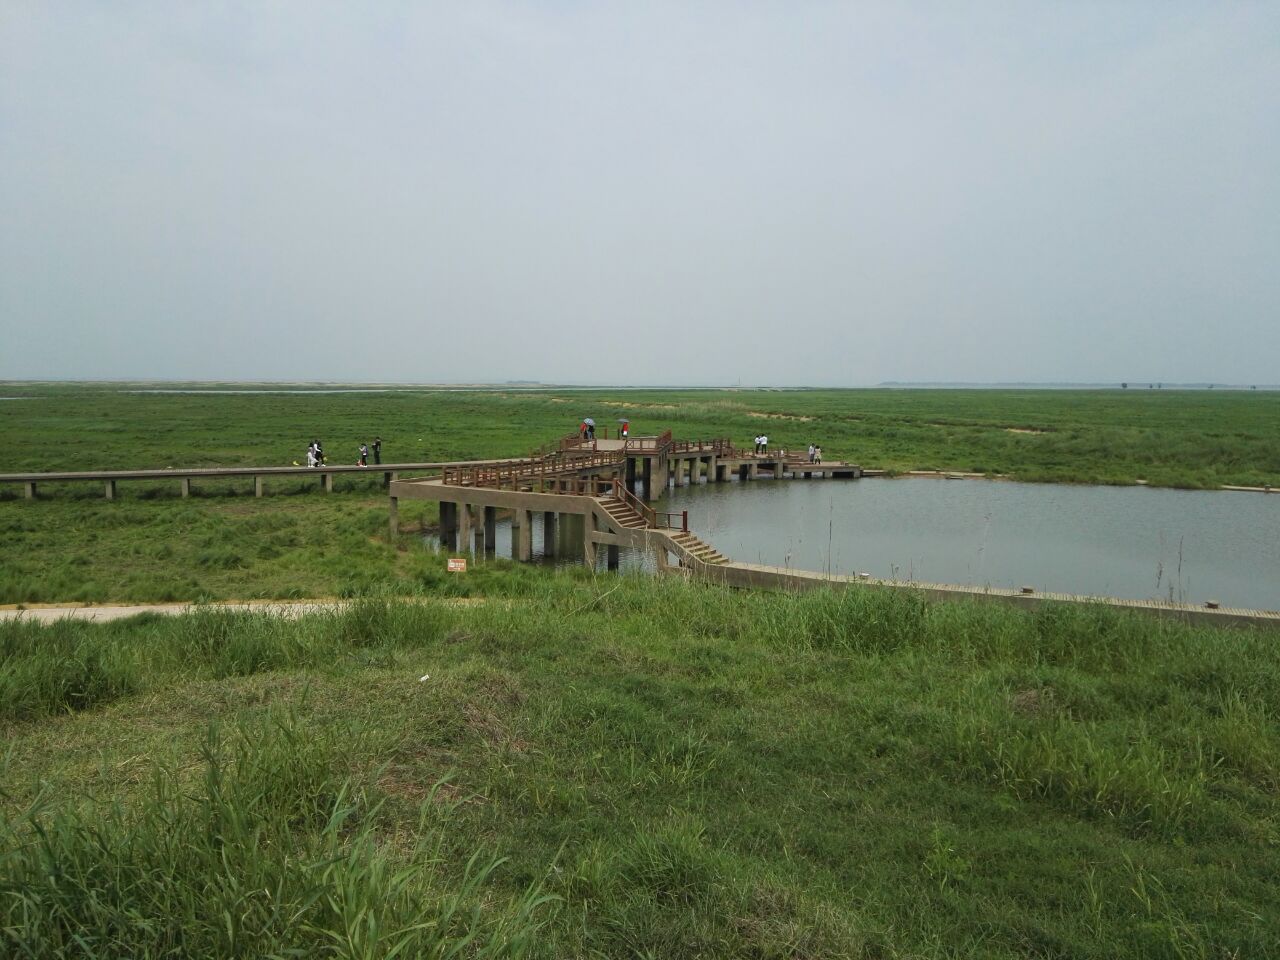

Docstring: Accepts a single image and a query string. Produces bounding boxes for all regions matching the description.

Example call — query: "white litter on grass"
[419,674,430,682]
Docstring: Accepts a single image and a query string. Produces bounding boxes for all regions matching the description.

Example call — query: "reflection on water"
[427,476,1280,610]
[666,476,1280,610]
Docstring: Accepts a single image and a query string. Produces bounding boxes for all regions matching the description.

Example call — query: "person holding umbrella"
[583,417,596,440]
[618,418,629,439]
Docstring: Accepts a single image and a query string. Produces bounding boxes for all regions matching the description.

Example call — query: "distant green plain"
[2,383,1277,604]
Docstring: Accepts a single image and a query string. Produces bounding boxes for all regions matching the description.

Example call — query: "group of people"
[751,435,823,462]
[304,437,381,468]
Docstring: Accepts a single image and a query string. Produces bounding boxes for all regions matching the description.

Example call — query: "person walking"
[761,434,769,455]
[306,443,317,468]
[815,445,823,464]
[359,443,368,466]
[754,434,762,455]
[314,441,324,466]
[808,443,815,463]
[372,437,381,465]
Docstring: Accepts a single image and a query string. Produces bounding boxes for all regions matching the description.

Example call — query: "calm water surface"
[661,477,1280,610]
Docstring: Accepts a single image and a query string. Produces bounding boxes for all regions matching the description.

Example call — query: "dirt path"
[0,599,356,623]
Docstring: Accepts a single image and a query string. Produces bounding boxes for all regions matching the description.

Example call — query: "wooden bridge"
[388,431,859,571]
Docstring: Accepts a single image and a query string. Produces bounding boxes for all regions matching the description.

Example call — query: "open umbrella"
[583,418,595,426]
[616,418,630,423]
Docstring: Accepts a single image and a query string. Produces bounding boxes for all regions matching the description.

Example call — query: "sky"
[1,2,1277,386]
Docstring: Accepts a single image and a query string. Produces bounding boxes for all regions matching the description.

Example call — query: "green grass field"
[3,580,1279,957]
[2,384,1278,957]
[2,383,1278,604]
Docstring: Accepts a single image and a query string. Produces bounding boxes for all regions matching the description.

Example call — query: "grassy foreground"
[3,576,1278,957]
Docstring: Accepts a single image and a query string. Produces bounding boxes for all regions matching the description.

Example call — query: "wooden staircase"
[594,494,730,567]
[664,529,730,566]
[596,496,649,531]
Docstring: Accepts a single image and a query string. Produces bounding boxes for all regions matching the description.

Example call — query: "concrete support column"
[439,501,458,551]
[626,457,637,494]
[749,462,760,480]
[607,544,620,570]
[24,481,36,499]
[514,509,533,561]
[642,457,653,500]
[389,496,399,537]
[322,473,333,493]
[457,502,474,554]
[582,513,597,567]
[653,544,669,569]
[706,457,716,484]
[180,478,191,498]
[104,480,116,500]
[482,506,496,554]
[673,459,685,487]
[543,511,556,554]
[255,476,265,498]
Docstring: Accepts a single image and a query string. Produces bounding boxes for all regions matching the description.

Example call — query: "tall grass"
[0,709,553,958]
[3,576,1279,956]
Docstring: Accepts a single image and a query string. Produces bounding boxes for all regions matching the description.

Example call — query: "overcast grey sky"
[1,2,1277,385]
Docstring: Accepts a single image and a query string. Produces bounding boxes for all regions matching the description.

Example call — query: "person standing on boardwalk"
[815,445,823,464]
[372,437,381,465]
[315,441,324,466]
[808,443,816,463]
[306,443,317,468]
[359,443,368,466]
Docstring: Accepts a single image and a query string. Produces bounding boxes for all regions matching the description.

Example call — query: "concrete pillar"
[607,544,620,570]
[255,476,265,498]
[483,506,496,554]
[180,477,191,498]
[543,511,556,554]
[322,472,333,493]
[457,502,474,554]
[749,462,760,480]
[439,501,458,550]
[706,457,717,484]
[673,458,685,487]
[24,481,36,499]
[389,496,399,537]
[582,513,597,567]
[104,480,116,500]
[642,457,653,500]
[514,509,532,561]
[626,457,637,494]
[653,544,669,569]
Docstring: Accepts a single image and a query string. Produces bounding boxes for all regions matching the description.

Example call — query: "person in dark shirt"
[373,437,381,465]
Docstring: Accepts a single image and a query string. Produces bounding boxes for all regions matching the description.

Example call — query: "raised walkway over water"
[389,431,1279,629]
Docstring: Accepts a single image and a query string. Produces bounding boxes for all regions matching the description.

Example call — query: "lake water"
[663,477,1280,610]
[451,476,1280,611]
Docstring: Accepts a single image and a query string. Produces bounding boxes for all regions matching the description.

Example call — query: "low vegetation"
[3,577,1279,957]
